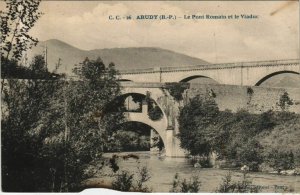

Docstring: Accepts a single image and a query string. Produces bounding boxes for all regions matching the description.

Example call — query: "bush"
[265,150,295,173]
[134,166,151,192]
[165,82,189,101]
[170,173,201,192]
[216,172,261,193]
[112,171,134,191]
[148,105,163,121]
[236,139,263,171]
[112,166,151,192]
[277,92,293,111]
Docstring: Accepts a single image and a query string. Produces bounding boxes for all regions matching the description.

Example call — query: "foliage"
[178,95,219,156]
[178,91,299,171]
[1,0,43,61]
[258,113,300,168]
[1,57,124,192]
[108,131,150,152]
[134,166,152,192]
[277,92,293,111]
[112,166,151,192]
[265,150,295,173]
[106,122,152,152]
[247,87,254,96]
[1,55,61,79]
[112,171,134,191]
[165,82,190,101]
[170,173,201,192]
[234,139,263,171]
[146,93,163,121]
[1,79,63,192]
[151,136,164,151]
[216,172,261,193]
[148,105,163,121]
[30,55,47,74]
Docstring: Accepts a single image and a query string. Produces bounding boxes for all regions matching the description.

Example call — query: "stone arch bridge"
[119,82,300,157]
[116,59,300,157]
[121,84,186,157]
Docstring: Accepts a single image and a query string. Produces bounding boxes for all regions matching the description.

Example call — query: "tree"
[1,57,124,192]
[1,79,64,191]
[1,0,43,61]
[55,57,124,191]
[178,95,219,156]
[30,54,47,73]
[277,92,293,111]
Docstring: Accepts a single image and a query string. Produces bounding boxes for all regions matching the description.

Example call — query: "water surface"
[89,151,300,192]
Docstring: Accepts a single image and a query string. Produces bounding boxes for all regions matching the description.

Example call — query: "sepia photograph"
[1,0,300,193]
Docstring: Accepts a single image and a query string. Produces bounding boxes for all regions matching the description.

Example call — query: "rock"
[295,168,300,175]
[194,162,201,168]
[241,165,250,172]
[280,169,296,175]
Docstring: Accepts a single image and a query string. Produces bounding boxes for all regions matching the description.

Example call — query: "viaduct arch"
[179,75,219,83]
[255,70,300,86]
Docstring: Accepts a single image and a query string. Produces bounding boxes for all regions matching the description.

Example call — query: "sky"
[1,1,299,63]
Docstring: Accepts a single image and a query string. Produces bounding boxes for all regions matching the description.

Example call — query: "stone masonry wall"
[185,84,300,114]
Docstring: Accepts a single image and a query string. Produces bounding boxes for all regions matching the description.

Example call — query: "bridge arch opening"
[105,93,146,113]
[180,75,219,84]
[105,92,165,121]
[111,121,165,153]
[255,71,300,87]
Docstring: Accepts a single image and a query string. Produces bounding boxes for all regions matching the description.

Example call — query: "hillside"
[27,39,209,75]
[260,74,300,88]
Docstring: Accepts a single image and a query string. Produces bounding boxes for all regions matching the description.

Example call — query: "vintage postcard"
[1,0,299,193]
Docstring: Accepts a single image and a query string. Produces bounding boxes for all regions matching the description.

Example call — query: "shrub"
[165,82,189,101]
[134,166,151,192]
[277,92,293,111]
[112,171,134,191]
[265,150,295,173]
[148,105,163,121]
[112,166,152,192]
[216,172,261,193]
[236,139,263,171]
[247,87,254,96]
[170,173,201,192]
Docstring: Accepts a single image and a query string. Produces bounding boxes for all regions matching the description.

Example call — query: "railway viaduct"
[119,59,299,86]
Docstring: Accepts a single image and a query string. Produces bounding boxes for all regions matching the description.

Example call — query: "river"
[86,151,300,193]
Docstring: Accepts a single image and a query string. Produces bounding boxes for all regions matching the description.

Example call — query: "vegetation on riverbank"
[178,94,300,172]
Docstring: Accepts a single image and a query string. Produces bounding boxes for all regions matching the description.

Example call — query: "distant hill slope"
[260,74,300,88]
[27,39,209,75]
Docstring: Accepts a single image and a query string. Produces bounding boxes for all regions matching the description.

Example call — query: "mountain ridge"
[28,39,210,75]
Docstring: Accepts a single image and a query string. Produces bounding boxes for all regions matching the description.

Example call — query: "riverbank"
[84,152,300,192]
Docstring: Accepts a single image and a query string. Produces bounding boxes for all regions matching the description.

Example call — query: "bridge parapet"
[120,82,164,88]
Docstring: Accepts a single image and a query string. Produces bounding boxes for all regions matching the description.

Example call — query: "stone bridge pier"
[122,85,186,157]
